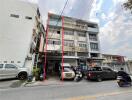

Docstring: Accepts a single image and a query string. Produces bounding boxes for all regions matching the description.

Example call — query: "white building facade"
[0,0,38,67]
[45,13,102,67]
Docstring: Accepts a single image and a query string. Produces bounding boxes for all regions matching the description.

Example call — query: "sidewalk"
[23,77,72,87]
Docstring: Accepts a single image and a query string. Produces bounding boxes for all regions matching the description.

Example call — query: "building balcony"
[78,37,87,42]
[77,47,87,52]
[48,32,60,39]
[75,25,87,31]
[64,23,74,29]
[88,27,99,33]
[64,46,75,51]
[64,35,74,40]
[49,21,62,27]
[47,45,60,51]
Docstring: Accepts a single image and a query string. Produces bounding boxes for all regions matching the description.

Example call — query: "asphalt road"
[0,80,132,100]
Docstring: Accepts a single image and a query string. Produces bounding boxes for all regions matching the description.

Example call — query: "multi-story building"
[102,54,125,65]
[44,13,102,69]
[102,54,130,72]
[0,0,45,71]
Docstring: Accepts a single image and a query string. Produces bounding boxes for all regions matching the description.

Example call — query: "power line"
[48,0,69,39]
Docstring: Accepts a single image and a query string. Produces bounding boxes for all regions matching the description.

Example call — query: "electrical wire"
[48,0,69,39]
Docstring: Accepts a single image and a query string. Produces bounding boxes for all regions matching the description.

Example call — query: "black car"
[86,67,117,82]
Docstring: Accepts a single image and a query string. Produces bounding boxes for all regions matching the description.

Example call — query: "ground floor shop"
[34,52,103,79]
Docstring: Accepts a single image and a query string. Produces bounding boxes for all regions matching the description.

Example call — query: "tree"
[123,0,132,13]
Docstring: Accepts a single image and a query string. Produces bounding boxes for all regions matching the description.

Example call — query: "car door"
[102,67,111,79]
[106,68,116,79]
[0,64,4,79]
[102,67,113,79]
[3,64,18,78]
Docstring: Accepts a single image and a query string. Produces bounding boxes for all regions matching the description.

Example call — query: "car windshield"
[64,68,71,72]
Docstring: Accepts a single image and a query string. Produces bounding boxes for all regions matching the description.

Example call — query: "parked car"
[0,63,29,80]
[59,63,75,80]
[86,66,117,82]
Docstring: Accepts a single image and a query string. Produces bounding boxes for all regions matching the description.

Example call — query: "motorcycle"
[74,71,83,82]
[117,75,132,87]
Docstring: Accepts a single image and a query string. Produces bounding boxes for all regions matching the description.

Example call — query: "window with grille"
[90,43,99,51]
[89,34,97,41]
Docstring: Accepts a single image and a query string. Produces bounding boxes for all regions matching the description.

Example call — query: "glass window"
[64,40,74,47]
[64,52,75,56]
[48,39,60,45]
[77,32,86,37]
[89,34,97,41]
[0,64,3,68]
[64,68,70,72]
[90,43,98,51]
[11,61,14,63]
[5,64,17,69]
[77,52,88,56]
[10,14,19,18]
[102,67,112,71]
[64,30,74,35]
[88,67,102,71]
[79,43,87,48]
[25,16,32,20]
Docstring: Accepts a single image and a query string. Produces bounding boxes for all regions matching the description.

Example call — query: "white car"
[59,63,75,80]
[0,63,29,80]
[61,68,75,79]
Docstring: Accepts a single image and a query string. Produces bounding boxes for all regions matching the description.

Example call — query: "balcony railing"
[64,46,75,51]
[77,47,87,52]
[88,27,99,33]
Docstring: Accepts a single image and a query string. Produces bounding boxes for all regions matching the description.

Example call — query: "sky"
[27,0,132,59]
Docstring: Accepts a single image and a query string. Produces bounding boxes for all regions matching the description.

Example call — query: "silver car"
[0,63,29,80]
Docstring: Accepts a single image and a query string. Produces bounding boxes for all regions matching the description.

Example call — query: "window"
[64,40,74,47]
[48,39,60,45]
[88,67,102,71]
[10,14,19,18]
[77,52,88,56]
[88,24,97,28]
[91,53,98,57]
[49,28,60,34]
[4,61,7,63]
[77,32,86,37]
[0,64,3,68]
[57,31,60,34]
[5,64,17,69]
[102,67,112,71]
[64,68,70,72]
[89,34,97,41]
[79,43,87,48]
[64,52,75,56]
[90,43,99,51]
[64,30,74,35]
[17,61,21,63]
[25,16,32,20]
[11,61,14,63]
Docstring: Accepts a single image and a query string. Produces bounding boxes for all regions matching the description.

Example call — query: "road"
[0,80,132,100]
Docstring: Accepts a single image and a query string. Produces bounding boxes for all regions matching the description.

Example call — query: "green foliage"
[123,0,132,13]
[33,67,40,81]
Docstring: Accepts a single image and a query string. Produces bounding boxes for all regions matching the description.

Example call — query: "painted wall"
[0,0,37,67]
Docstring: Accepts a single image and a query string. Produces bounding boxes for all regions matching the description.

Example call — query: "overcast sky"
[27,0,132,59]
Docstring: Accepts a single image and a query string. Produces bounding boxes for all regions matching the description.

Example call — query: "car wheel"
[97,76,102,82]
[18,72,27,80]
[118,82,123,87]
